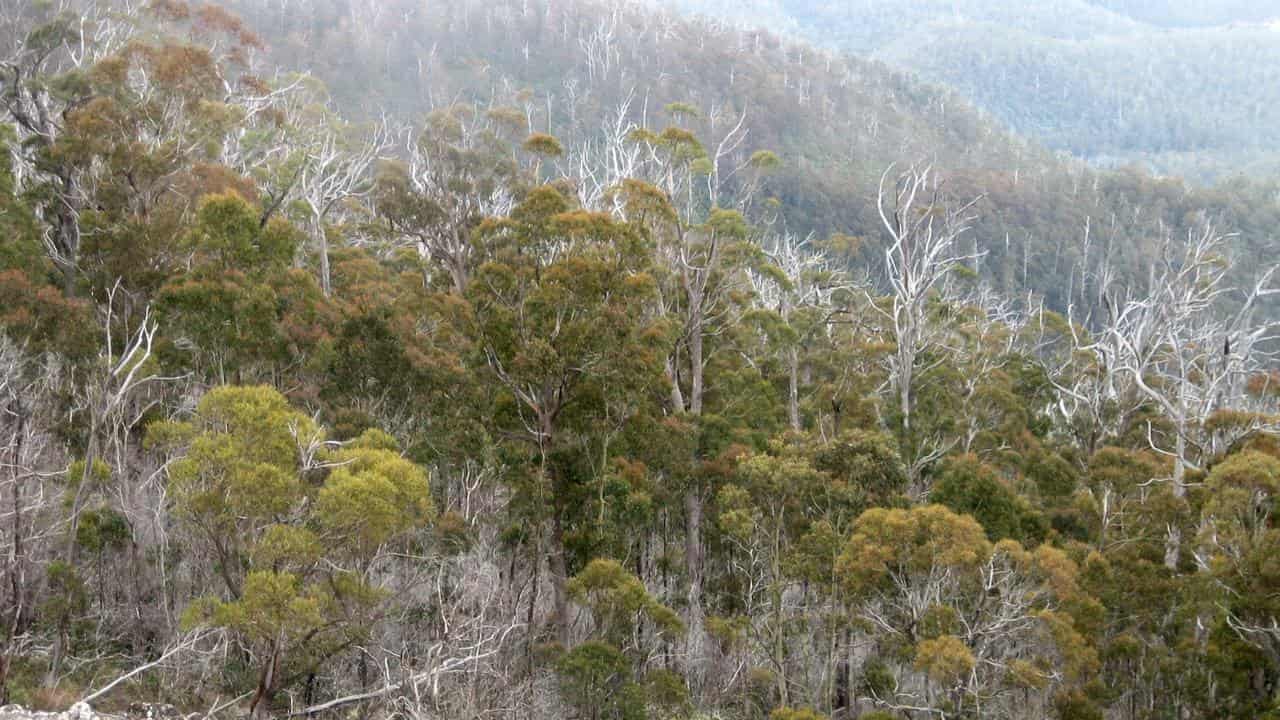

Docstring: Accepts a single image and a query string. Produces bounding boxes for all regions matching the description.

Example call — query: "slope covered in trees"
[216,0,1280,315]
[665,0,1280,181]
[1,2,1280,720]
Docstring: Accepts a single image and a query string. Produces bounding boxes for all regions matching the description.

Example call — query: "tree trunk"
[314,217,332,296]
[771,554,788,707]
[46,622,67,689]
[898,359,913,434]
[448,255,469,296]
[683,489,705,685]
[1165,430,1187,570]
[787,346,801,432]
[2,403,25,703]
[666,356,685,412]
[684,311,710,690]
[689,321,705,416]
[54,170,80,297]
[249,644,283,718]
[526,536,540,673]
[550,513,571,647]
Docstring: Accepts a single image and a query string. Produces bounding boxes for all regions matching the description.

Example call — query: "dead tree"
[870,164,980,486]
[1104,224,1279,568]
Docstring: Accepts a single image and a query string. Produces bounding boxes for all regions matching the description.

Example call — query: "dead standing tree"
[1104,224,1280,569]
[0,336,64,703]
[49,287,183,685]
[297,119,390,296]
[871,164,981,486]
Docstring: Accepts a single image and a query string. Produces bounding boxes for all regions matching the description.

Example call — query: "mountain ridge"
[224,0,1280,314]
[658,0,1280,181]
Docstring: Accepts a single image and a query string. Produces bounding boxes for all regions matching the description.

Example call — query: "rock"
[0,702,118,720]
[62,703,96,720]
[126,705,179,720]
[0,706,49,720]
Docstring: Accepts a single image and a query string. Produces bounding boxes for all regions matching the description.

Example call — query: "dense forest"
[221,0,1280,315]
[665,0,1280,181]
[2,1,1280,720]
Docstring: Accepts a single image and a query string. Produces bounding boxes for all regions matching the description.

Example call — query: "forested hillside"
[2,2,1280,720]
[221,0,1280,314]
[664,0,1280,181]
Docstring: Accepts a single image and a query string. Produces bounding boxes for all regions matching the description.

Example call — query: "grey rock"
[126,705,179,720]
[0,703,123,720]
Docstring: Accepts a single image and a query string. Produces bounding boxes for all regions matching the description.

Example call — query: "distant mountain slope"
[1085,0,1280,28]
[881,20,1280,177]
[225,0,1279,314]
[662,0,1280,181]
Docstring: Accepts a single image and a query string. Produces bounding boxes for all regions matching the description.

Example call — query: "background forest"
[663,0,1280,181]
[1,1,1280,720]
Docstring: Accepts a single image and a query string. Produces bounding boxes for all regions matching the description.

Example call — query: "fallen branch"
[81,630,211,705]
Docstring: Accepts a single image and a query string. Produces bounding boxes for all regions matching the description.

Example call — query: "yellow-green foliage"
[316,442,434,555]
[913,635,975,684]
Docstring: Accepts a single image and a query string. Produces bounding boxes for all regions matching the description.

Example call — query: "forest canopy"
[0,1,1279,719]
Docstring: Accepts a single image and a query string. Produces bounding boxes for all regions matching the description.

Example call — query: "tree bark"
[1165,430,1187,570]
[689,322,704,416]
[550,513,571,647]
[787,346,801,432]
[683,488,705,684]
[249,643,283,718]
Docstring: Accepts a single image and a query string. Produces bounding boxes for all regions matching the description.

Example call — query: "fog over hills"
[659,0,1280,180]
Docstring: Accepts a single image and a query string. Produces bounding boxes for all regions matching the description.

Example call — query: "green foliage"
[74,507,130,554]
[155,384,431,712]
[1025,448,1080,501]
[809,429,907,509]
[40,561,88,631]
[1053,688,1104,720]
[860,658,897,699]
[185,192,297,273]
[913,634,975,684]
[153,385,316,593]
[0,270,96,359]
[931,455,1047,545]
[0,127,43,277]
[568,559,683,643]
[555,642,645,720]
[315,442,434,557]
[523,133,564,157]
[838,504,991,595]
[195,569,324,643]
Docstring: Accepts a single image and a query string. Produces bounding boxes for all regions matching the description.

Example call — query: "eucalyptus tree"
[464,185,664,644]
[152,388,433,718]
[375,106,522,295]
[871,164,981,487]
[837,504,1099,718]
